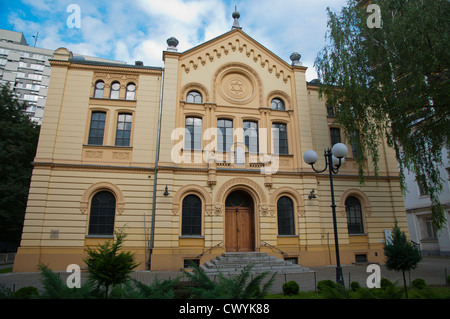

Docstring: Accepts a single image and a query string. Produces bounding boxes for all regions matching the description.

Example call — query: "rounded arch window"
[271,98,285,110]
[345,196,364,234]
[277,196,295,235]
[186,91,203,104]
[88,191,116,235]
[110,82,120,99]
[126,83,136,100]
[94,80,104,98]
[182,194,202,236]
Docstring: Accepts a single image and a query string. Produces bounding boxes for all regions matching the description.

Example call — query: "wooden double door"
[225,191,255,252]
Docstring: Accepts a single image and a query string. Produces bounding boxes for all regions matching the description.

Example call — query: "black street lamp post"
[303,143,348,287]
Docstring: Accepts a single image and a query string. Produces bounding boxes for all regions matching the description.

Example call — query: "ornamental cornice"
[49,59,162,75]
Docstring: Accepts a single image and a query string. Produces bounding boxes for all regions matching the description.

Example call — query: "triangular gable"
[178,28,293,83]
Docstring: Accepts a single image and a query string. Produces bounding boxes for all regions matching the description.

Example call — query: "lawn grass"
[265,286,450,299]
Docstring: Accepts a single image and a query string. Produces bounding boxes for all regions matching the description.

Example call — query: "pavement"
[1,256,449,295]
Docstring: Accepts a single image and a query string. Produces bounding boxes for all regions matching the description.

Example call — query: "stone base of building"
[13,243,386,273]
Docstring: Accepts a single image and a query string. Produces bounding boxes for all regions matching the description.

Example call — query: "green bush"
[317,280,337,293]
[13,286,39,299]
[411,278,427,289]
[350,281,361,291]
[282,281,299,295]
[183,264,276,299]
[380,278,394,289]
[446,275,450,286]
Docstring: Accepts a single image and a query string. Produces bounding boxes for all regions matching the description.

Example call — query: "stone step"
[200,252,310,275]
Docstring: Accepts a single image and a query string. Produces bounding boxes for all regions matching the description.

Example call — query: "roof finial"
[232,6,241,30]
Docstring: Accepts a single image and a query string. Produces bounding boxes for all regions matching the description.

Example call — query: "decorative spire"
[232,6,241,30]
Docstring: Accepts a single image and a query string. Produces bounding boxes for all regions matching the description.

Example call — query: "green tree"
[0,84,40,247]
[315,0,450,230]
[84,230,140,298]
[384,222,422,298]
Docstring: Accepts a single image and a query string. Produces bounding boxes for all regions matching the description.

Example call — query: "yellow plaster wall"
[14,30,409,272]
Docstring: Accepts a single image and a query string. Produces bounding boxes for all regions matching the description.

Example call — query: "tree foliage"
[315,0,450,230]
[384,222,422,298]
[0,84,40,247]
[84,230,140,298]
[182,264,276,299]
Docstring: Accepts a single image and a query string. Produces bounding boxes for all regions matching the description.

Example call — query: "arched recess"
[213,177,268,216]
[181,82,210,103]
[339,188,372,217]
[80,182,125,215]
[212,62,263,106]
[266,90,292,110]
[269,186,305,217]
[172,184,212,216]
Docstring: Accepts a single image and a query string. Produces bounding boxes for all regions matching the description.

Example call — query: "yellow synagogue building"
[13,15,408,272]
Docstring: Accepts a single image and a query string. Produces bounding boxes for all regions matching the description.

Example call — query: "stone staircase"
[200,252,310,275]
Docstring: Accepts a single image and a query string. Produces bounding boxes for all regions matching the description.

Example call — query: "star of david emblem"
[230,79,244,95]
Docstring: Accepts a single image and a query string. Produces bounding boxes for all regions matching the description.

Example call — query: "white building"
[404,147,450,256]
[0,29,124,124]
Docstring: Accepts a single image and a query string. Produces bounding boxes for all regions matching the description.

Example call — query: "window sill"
[90,97,136,102]
[85,234,114,239]
[83,144,133,149]
[179,235,205,239]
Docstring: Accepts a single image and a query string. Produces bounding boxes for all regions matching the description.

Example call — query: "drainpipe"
[147,69,165,270]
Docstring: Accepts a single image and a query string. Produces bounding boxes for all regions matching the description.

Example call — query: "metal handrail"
[197,241,223,258]
[260,240,287,255]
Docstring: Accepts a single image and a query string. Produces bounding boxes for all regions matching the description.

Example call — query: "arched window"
[125,83,136,100]
[186,91,202,104]
[110,82,120,99]
[277,196,295,235]
[345,196,364,234]
[271,98,285,110]
[88,191,116,235]
[94,80,104,98]
[182,194,202,236]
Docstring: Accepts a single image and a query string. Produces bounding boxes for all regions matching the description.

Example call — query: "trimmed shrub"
[411,278,427,289]
[350,281,361,291]
[13,286,39,299]
[317,280,337,293]
[282,281,299,295]
[380,278,394,289]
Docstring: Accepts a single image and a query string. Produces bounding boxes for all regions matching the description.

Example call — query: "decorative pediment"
[179,29,292,84]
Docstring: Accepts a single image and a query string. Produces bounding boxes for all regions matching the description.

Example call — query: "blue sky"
[0,0,349,80]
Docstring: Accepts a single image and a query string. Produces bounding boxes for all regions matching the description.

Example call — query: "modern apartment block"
[0,29,123,124]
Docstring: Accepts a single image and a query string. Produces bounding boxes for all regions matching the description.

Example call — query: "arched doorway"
[225,191,255,252]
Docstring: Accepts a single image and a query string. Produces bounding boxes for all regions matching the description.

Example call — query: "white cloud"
[5,0,349,79]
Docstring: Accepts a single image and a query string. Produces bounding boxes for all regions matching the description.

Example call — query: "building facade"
[0,29,123,124]
[13,21,408,272]
[404,147,450,256]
